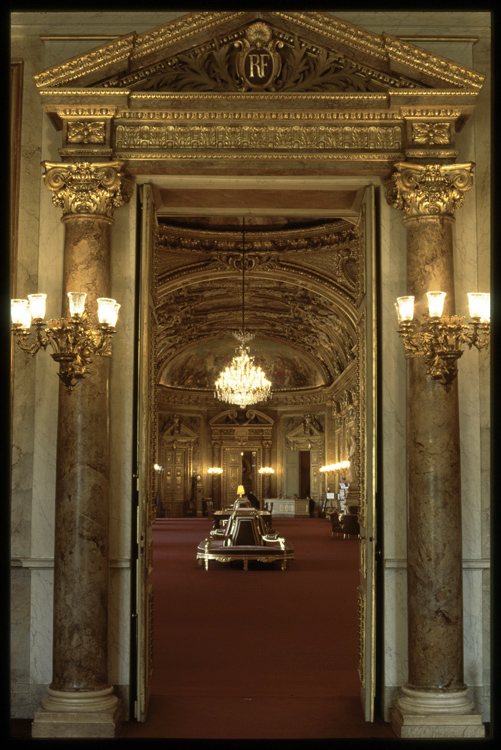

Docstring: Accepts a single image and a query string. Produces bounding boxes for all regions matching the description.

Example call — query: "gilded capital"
[385,162,474,219]
[42,161,132,218]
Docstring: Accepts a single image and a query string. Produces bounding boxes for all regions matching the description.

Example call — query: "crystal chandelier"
[215,218,272,408]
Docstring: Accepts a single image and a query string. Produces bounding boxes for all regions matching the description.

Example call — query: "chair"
[196,504,294,571]
[328,510,343,538]
[205,500,214,523]
[340,511,360,539]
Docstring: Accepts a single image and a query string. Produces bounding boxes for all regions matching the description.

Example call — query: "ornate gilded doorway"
[140,176,378,725]
[34,9,480,729]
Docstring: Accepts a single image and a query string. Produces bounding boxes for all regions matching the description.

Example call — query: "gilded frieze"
[114,122,402,152]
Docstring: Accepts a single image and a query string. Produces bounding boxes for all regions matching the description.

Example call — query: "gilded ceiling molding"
[156,222,357,255]
[42,161,132,218]
[385,162,474,219]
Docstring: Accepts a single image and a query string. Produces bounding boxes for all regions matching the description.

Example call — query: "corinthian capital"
[42,161,132,218]
[386,162,474,219]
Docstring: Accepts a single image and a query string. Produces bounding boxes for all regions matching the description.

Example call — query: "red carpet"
[119,517,396,740]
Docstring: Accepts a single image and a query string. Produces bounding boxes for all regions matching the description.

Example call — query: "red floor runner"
[119,517,396,739]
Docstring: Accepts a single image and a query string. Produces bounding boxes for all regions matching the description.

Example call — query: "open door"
[134,183,158,721]
[356,185,378,721]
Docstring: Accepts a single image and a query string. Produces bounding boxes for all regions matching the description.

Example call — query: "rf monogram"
[248,53,270,79]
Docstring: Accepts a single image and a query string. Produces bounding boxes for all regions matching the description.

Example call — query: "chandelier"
[215,218,272,408]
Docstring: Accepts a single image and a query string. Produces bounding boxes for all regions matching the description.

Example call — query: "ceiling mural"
[155,216,360,397]
[159,338,326,391]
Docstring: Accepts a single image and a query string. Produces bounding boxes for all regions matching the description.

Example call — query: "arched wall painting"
[159,339,326,390]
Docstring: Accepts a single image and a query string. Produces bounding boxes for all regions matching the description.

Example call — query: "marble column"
[32,162,131,739]
[386,163,484,738]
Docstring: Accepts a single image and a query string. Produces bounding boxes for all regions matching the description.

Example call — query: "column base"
[390,686,485,738]
[31,686,124,738]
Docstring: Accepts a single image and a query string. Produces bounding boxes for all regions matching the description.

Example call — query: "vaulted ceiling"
[155,213,362,394]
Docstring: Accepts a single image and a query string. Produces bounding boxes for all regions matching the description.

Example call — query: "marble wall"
[10,10,491,725]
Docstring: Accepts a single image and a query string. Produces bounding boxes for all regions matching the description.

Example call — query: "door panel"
[223,448,242,506]
[135,184,157,721]
[285,449,299,497]
[357,184,377,721]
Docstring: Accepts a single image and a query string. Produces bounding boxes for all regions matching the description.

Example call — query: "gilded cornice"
[271,11,390,65]
[116,152,403,164]
[34,34,136,89]
[129,11,245,64]
[385,162,474,219]
[381,33,484,91]
[42,161,132,218]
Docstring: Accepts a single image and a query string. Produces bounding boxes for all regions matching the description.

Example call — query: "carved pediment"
[286,413,324,441]
[160,413,198,440]
[210,409,274,426]
[34,11,483,94]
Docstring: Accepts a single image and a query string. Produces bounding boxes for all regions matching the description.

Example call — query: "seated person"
[245,490,260,509]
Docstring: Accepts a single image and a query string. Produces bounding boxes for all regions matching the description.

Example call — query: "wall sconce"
[154,464,164,474]
[258,467,274,474]
[208,467,223,474]
[395,291,490,390]
[11,292,120,392]
[320,461,350,473]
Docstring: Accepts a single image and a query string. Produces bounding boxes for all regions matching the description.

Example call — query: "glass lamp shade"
[68,292,87,317]
[97,298,120,326]
[468,292,490,323]
[395,295,415,323]
[236,485,245,496]
[426,291,446,317]
[28,293,47,321]
[11,299,31,328]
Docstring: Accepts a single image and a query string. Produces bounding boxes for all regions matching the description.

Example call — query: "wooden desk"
[213,509,271,529]
[265,498,310,518]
